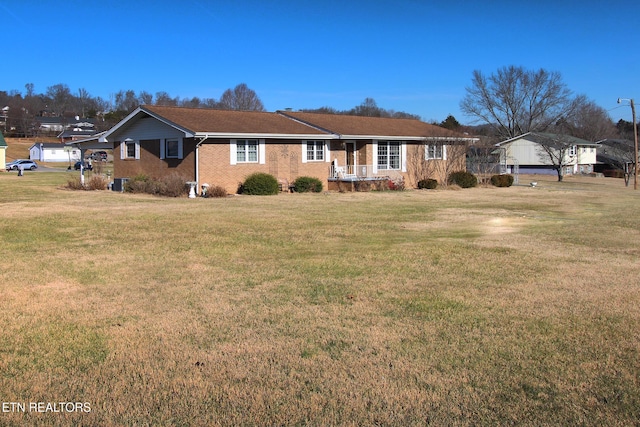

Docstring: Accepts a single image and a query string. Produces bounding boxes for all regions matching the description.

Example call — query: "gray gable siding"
[110,116,185,142]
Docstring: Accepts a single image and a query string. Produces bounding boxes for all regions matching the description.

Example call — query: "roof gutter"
[193,132,334,140]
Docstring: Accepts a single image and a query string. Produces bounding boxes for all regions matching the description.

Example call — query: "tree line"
[0,83,268,136]
[0,82,421,138]
[1,69,636,143]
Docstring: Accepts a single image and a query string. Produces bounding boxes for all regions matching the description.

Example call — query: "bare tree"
[533,133,577,182]
[219,83,265,111]
[180,96,202,108]
[599,139,636,186]
[555,100,616,142]
[407,140,468,187]
[407,144,430,187]
[46,83,73,116]
[351,98,383,117]
[388,110,420,120]
[201,98,219,109]
[460,66,582,139]
[467,137,501,181]
[114,90,139,112]
[155,91,178,106]
[25,83,35,98]
[138,91,153,106]
[76,88,91,117]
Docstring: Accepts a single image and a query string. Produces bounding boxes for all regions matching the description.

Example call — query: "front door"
[345,142,356,175]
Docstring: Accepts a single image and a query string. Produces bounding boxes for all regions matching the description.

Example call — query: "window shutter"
[301,141,308,163]
[159,139,166,159]
[120,141,125,159]
[135,141,140,160]
[442,145,447,160]
[177,139,183,159]
[401,142,407,172]
[372,141,378,174]
[230,141,237,165]
[325,142,330,162]
[259,139,266,165]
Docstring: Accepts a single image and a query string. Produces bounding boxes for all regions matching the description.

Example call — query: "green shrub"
[490,174,514,187]
[292,176,323,193]
[448,171,478,188]
[417,178,438,189]
[241,173,279,195]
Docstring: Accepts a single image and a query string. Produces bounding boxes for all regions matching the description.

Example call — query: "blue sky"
[1,0,638,124]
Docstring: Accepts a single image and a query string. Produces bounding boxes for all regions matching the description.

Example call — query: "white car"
[6,159,38,171]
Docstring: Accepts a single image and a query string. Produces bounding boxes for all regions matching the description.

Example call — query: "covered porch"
[328,161,401,191]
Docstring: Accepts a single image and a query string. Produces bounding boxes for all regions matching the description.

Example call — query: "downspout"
[79,147,86,186]
[195,136,209,195]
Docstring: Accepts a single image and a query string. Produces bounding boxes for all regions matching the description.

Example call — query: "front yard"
[0,172,638,425]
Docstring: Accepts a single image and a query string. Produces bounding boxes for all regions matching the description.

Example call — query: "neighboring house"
[58,129,99,143]
[595,138,636,178]
[35,116,97,137]
[29,142,81,162]
[0,107,8,132]
[0,131,7,171]
[495,132,598,176]
[81,105,476,194]
[58,121,99,143]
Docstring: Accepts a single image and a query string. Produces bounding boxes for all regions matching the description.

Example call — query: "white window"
[425,144,444,160]
[126,141,136,158]
[236,140,258,163]
[378,141,401,170]
[230,140,265,165]
[120,139,140,160]
[569,146,577,156]
[305,141,325,161]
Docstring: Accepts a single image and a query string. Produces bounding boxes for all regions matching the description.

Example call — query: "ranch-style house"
[71,105,478,194]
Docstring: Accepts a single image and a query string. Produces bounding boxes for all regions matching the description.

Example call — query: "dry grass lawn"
[0,171,639,426]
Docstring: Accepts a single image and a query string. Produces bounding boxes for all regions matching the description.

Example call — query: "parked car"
[6,159,38,171]
[74,161,93,171]
[90,151,108,161]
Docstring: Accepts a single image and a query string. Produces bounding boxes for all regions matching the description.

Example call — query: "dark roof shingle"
[280,111,463,138]
[143,105,328,135]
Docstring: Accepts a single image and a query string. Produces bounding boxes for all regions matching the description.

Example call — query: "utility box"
[112,178,129,192]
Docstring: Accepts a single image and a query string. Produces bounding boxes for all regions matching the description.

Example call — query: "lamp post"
[618,98,638,190]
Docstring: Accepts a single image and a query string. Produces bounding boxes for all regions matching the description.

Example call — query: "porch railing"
[329,164,402,180]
